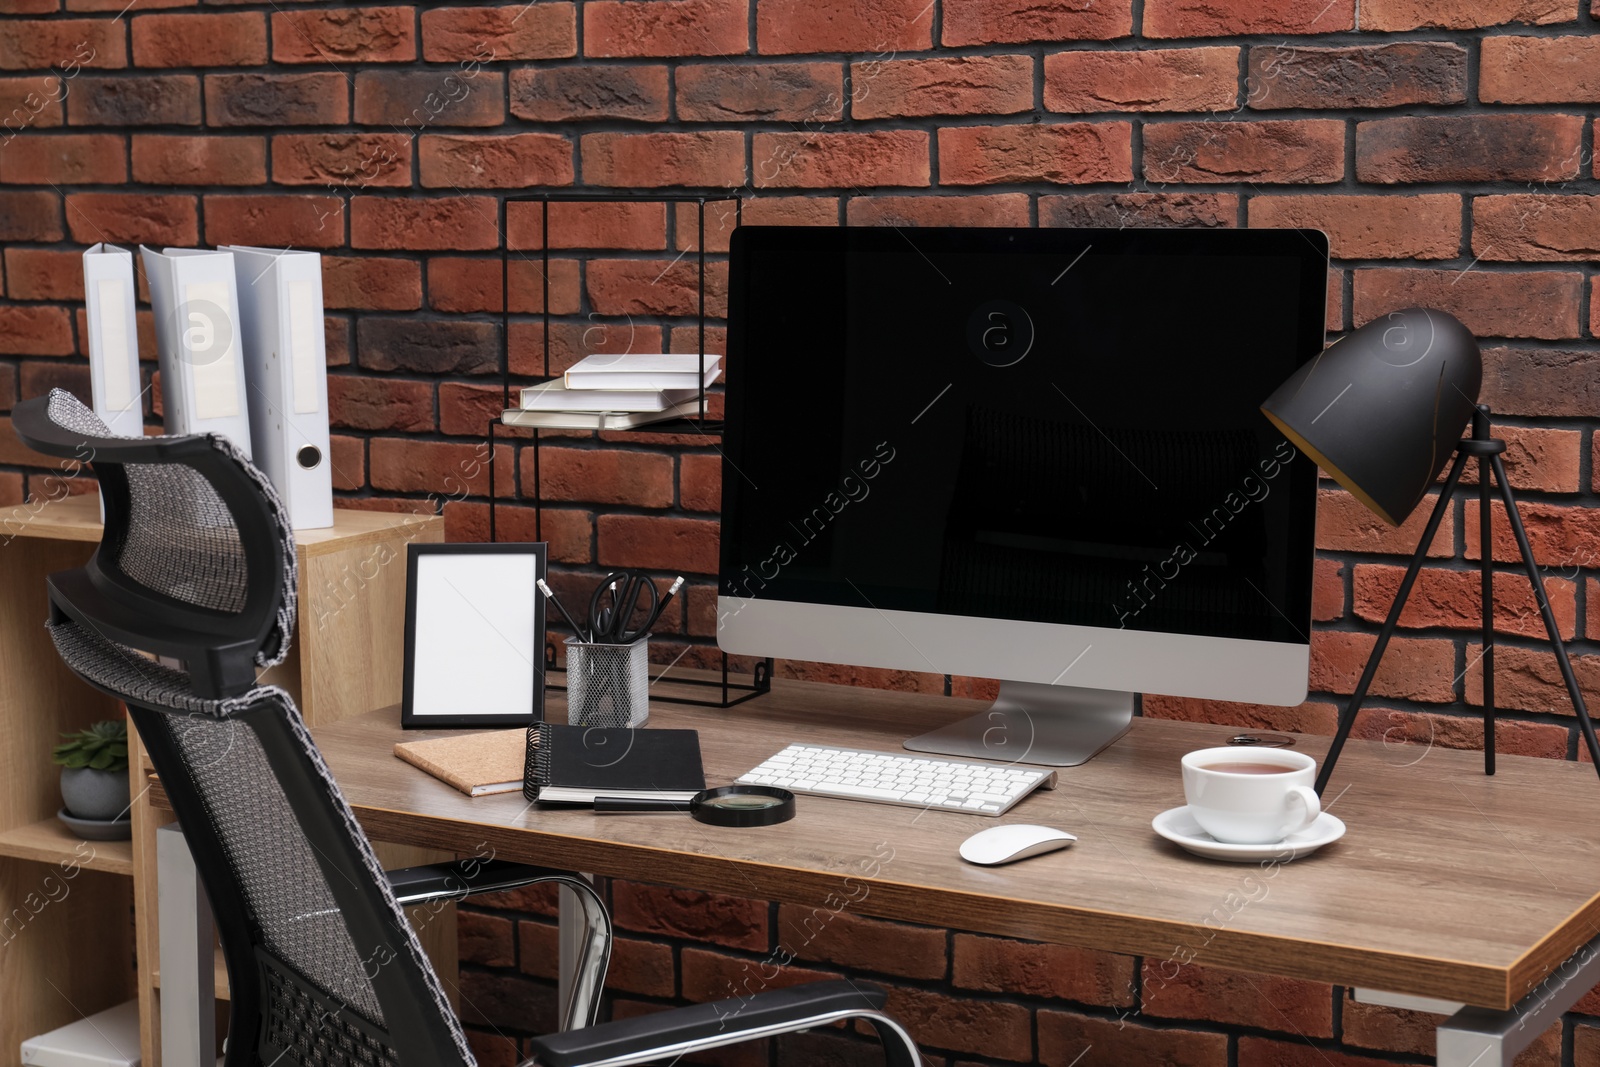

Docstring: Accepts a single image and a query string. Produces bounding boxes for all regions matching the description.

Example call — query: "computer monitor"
[718,226,1328,766]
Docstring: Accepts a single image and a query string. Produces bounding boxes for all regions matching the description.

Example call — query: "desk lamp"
[1261,307,1600,793]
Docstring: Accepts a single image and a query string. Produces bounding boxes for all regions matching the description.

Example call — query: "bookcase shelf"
[0,817,133,876]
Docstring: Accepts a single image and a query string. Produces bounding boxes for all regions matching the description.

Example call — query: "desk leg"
[557,875,595,1030]
[1435,930,1600,1066]
[157,824,216,1067]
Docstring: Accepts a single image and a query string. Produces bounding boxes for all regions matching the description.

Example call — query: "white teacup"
[1180,747,1321,845]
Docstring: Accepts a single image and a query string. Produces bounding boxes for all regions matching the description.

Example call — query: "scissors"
[588,571,659,644]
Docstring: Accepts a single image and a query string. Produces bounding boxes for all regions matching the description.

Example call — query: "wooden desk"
[307,677,1600,1013]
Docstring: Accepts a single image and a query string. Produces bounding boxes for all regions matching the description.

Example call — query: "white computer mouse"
[959,824,1077,866]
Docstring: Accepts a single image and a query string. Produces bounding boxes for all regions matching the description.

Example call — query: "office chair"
[14,389,922,1067]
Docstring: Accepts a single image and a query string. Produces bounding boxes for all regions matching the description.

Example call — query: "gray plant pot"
[60,766,130,822]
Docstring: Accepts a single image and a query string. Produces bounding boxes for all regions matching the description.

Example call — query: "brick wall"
[3,0,1600,1062]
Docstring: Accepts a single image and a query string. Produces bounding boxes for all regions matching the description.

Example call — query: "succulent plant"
[52,720,129,773]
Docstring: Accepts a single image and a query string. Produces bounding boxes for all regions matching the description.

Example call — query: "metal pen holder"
[563,636,650,728]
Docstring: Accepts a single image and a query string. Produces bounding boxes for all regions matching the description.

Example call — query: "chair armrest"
[525,980,920,1067]
[386,859,563,906]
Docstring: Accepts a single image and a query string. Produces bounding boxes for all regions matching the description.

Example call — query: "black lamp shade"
[1261,307,1481,527]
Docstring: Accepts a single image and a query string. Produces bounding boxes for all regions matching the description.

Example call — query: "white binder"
[139,246,253,457]
[223,245,334,530]
[81,243,144,438]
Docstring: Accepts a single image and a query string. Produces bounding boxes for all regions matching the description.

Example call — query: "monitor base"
[903,681,1134,767]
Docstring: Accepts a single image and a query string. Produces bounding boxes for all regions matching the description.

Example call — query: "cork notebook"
[394,728,526,796]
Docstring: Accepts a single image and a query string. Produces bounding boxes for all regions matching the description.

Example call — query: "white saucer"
[1152,805,1345,863]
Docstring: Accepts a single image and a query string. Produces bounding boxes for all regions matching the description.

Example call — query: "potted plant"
[54,720,131,837]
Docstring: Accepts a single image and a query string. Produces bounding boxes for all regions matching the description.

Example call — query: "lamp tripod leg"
[1314,452,1470,796]
[1492,454,1600,777]
[1479,440,1494,776]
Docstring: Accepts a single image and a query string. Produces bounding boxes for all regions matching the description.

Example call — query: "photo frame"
[402,542,547,729]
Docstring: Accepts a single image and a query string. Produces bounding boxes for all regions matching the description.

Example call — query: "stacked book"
[502,353,721,429]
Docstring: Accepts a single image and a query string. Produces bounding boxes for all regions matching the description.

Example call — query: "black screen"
[720,227,1326,645]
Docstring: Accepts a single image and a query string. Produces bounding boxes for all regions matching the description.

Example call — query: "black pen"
[638,575,684,634]
[537,579,590,642]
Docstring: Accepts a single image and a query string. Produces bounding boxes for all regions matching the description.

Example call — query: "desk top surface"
[314,675,1600,1010]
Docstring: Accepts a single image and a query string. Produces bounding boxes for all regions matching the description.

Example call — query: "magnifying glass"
[593,785,796,827]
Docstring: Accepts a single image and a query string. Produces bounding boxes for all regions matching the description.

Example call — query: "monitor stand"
[903,681,1134,767]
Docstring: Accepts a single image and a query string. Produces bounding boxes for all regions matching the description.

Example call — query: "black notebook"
[523,722,705,804]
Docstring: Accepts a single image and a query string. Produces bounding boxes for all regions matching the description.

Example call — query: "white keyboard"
[736,743,1056,816]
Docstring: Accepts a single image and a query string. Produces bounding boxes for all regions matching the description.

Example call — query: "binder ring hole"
[296,445,322,470]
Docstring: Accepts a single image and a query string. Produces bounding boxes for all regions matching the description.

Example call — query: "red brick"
[586,258,728,317]
[846,193,1030,228]
[0,19,126,70]
[273,7,415,64]
[953,935,1133,1007]
[611,882,765,951]
[1349,706,1571,761]
[508,201,666,251]
[1345,996,1564,1061]
[1313,557,1344,622]
[1482,347,1600,416]
[1141,695,1340,734]
[65,192,195,245]
[65,0,187,8]
[1309,630,1456,702]
[1145,119,1344,184]
[506,320,663,379]
[0,75,64,129]
[0,306,72,355]
[1457,425,1581,493]
[0,132,122,183]
[759,0,929,54]
[605,937,675,998]
[458,910,513,968]
[754,130,927,189]
[358,317,498,375]
[858,55,1031,120]
[677,61,842,123]
[599,515,718,574]
[353,70,504,127]
[510,65,668,123]
[1362,0,1578,29]
[205,73,348,127]
[204,194,343,250]
[527,447,674,508]
[680,946,833,1004]
[19,360,91,402]
[1040,192,1238,228]
[1046,47,1237,114]
[1591,577,1600,639]
[272,133,410,190]
[132,135,264,186]
[369,437,509,496]
[1353,564,1576,639]
[1239,1037,1413,1067]
[327,316,351,370]
[351,196,498,251]
[586,0,745,58]
[1247,194,1460,260]
[321,256,420,312]
[3,248,81,301]
[418,133,571,189]
[1466,498,1600,571]
[1318,489,1459,559]
[436,381,509,438]
[428,257,581,316]
[1141,960,1332,1037]
[70,74,199,126]
[1593,277,1599,337]
[774,905,945,981]
[0,0,58,12]
[1248,43,1467,109]
[940,122,1131,185]
[1464,643,1600,717]
[885,986,1032,1060]
[582,131,744,188]
[443,501,593,564]
[327,375,432,433]
[132,12,265,68]
[942,0,1130,46]
[457,971,555,1035]
[1353,268,1582,340]
[1473,195,1600,262]
[421,4,575,62]
[1481,35,1600,104]
[328,434,363,491]
[679,453,721,512]
[1357,114,1583,183]
[1146,0,1353,36]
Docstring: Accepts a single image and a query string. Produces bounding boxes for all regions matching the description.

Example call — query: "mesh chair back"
[17,392,472,1067]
